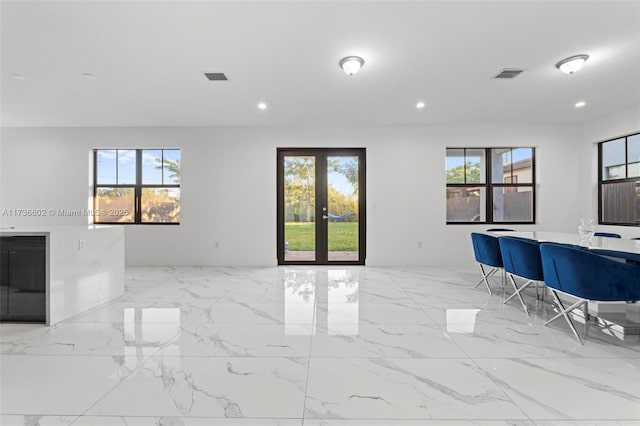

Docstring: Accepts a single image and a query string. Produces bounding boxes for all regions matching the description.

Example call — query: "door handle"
[322,215,329,220]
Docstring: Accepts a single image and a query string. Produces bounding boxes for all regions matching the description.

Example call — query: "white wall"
[1,124,584,266]
[582,104,640,145]
[581,103,640,238]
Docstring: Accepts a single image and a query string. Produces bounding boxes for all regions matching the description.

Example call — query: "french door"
[277,148,366,265]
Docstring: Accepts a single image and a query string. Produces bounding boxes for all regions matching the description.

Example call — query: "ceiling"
[1,0,639,128]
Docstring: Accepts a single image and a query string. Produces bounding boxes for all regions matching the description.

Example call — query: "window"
[446,147,535,224]
[94,149,181,224]
[598,133,640,226]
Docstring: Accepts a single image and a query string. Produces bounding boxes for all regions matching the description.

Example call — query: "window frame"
[598,132,640,226]
[93,148,181,225]
[446,147,536,225]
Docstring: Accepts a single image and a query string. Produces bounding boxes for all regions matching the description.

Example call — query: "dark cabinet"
[0,236,46,322]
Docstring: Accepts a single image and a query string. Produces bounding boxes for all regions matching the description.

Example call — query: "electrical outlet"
[214,241,219,248]
[417,241,422,249]
[78,240,86,251]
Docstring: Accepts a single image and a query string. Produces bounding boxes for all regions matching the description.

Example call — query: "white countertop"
[0,225,118,234]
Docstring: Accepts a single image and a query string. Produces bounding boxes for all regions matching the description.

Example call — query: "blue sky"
[328,156,357,196]
[97,149,180,185]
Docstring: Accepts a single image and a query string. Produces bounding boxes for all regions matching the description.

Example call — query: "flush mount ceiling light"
[555,54,589,74]
[12,73,27,80]
[257,102,267,110]
[575,101,586,108]
[339,56,364,76]
[416,101,426,109]
[81,73,97,80]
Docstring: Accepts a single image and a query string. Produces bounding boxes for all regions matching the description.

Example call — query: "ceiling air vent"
[204,72,228,81]
[493,68,524,79]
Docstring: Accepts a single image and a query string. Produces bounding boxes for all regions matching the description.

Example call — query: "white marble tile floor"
[1,266,639,425]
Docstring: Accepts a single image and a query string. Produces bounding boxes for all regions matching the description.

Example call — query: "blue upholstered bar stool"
[498,236,545,315]
[540,243,640,344]
[470,232,504,295]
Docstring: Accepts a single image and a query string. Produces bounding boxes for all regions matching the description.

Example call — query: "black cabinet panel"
[0,236,46,322]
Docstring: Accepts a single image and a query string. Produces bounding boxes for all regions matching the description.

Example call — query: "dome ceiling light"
[339,56,364,76]
[555,54,589,74]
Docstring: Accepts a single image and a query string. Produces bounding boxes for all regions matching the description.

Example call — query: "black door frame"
[277,148,366,265]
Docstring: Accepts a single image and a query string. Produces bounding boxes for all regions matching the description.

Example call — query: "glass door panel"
[327,156,359,262]
[283,156,316,262]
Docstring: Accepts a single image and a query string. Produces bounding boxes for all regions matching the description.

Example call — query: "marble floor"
[1,266,639,426]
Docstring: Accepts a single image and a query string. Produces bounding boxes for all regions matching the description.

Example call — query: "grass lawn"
[285,222,358,251]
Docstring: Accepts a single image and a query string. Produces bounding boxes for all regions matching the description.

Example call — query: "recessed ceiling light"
[12,74,27,80]
[81,73,97,80]
[416,101,426,109]
[556,54,589,74]
[257,102,267,110]
[575,101,586,108]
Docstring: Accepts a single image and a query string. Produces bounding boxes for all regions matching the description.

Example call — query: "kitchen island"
[0,226,124,325]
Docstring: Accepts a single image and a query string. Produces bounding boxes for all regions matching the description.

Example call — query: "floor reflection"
[327,269,359,335]
[284,269,316,335]
[445,308,480,334]
[123,307,181,366]
[283,269,360,336]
